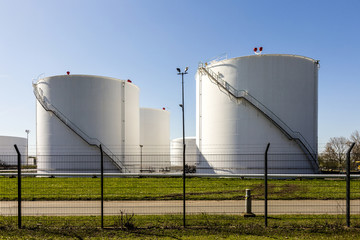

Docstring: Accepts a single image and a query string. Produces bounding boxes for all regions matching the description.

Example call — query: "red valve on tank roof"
[66,71,70,75]
[163,107,165,110]
[254,47,263,55]
[127,79,132,83]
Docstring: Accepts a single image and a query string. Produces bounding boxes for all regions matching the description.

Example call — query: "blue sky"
[0,0,359,154]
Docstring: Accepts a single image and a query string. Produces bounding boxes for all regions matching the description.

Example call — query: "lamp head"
[176,68,181,73]
[184,67,188,73]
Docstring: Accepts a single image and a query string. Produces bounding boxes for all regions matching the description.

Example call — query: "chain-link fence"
[0,144,359,229]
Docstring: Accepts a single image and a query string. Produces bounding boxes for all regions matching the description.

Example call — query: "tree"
[318,154,338,171]
[320,137,348,171]
[349,130,360,170]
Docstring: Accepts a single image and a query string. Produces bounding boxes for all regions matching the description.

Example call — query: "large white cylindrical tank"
[35,75,140,174]
[170,137,199,170]
[196,54,319,174]
[139,108,170,172]
[0,136,27,166]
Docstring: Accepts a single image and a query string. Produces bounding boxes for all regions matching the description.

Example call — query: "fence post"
[346,142,355,227]
[100,145,104,229]
[264,143,270,227]
[183,143,186,228]
[14,144,22,229]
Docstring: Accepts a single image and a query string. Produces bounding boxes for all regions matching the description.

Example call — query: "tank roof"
[36,74,140,90]
[171,136,196,141]
[0,136,26,140]
[241,54,317,62]
[207,54,319,66]
[140,107,170,112]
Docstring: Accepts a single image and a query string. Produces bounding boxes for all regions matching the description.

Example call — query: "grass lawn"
[0,177,359,201]
[1,177,360,239]
[0,215,360,239]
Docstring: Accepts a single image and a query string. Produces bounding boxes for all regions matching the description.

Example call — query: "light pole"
[177,66,188,227]
[25,130,30,165]
[140,145,143,173]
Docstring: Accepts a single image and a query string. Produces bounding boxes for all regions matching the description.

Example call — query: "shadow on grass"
[1,215,360,239]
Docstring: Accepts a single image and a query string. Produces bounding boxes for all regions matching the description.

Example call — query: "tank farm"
[33,54,319,174]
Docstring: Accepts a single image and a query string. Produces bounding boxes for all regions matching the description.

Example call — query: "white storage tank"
[0,136,27,166]
[34,74,140,174]
[196,54,319,174]
[170,137,199,171]
[139,108,170,172]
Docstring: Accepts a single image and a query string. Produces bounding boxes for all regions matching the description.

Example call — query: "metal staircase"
[198,65,319,170]
[33,82,127,172]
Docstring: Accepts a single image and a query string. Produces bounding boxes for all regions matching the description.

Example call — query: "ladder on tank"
[198,64,319,171]
[33,82,128,173]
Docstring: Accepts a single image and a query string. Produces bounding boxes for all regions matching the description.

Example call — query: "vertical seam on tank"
[36,91,38,157]
[314,62,318,159]
[199,71,202,152]
[121,82,126,167]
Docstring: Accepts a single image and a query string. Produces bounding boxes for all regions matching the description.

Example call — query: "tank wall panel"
[139,108,170,172]
[196,55,318,174]
[36,75,140,173]
[170,137,198,167]
[0,136,27,165]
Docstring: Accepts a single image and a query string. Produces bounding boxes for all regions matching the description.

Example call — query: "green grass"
[1,215,360,239]
[0,177,359,201]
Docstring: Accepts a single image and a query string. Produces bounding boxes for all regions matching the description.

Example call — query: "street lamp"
[25,130,30,165]
[177,66,188,227]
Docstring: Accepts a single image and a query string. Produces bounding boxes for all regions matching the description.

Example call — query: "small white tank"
[196,54,319,174]
[34,75,140,174]
[139,108,170,172]
[0,136,27,166]
[170,137,199,170]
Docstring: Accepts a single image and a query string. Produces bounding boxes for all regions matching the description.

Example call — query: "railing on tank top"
[198,63,318,170]
[32,82,128,173]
